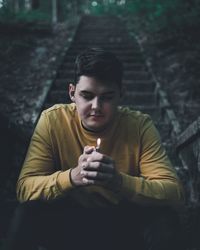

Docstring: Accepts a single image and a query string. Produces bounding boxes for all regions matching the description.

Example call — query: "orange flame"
[96,138,101,150]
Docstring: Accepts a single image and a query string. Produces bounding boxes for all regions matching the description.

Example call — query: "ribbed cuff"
[56,169,74,193]
[120,172,138,198]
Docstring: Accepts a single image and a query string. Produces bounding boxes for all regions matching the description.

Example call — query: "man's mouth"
[89,113,103,117]
[88,114,104,121]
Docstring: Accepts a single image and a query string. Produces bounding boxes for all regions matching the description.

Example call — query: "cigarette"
[95,138,101,152]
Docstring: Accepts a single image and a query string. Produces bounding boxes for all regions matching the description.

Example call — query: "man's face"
[69,76,122,132]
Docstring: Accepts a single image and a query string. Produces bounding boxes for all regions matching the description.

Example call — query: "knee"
[14,200,45,222]
[142,208,182,250]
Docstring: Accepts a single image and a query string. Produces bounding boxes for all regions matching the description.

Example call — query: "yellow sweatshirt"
[17,103,184,207]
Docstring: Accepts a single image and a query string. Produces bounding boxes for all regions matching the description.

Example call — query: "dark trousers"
[3,197,183,250]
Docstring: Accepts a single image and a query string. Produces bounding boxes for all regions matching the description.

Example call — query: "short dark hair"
[74,47,123,88]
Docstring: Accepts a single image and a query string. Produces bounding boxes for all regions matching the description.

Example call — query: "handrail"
[175,116,200,204]
[176,116,200,151]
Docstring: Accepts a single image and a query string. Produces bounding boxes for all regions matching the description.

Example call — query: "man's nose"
[91,97,101,109]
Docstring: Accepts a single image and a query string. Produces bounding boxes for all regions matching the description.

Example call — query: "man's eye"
[81,94,93,100]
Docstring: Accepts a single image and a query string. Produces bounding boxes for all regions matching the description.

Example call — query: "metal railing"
[176,117,200,205]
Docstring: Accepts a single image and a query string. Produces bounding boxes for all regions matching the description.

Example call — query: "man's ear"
[69,83,76,102]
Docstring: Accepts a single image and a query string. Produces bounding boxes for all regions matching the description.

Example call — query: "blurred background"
[0,0,200,249]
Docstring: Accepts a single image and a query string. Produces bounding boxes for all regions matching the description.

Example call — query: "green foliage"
[87,0,200,33]
[88,2,105,15]
[0,6,51,23]
[0,5,15,21]
[14,10,51,22]
[0,0,199,31]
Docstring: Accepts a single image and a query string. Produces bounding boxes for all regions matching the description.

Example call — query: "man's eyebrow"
[80,90,93,94]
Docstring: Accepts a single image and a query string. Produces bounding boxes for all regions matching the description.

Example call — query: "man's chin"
[82,122,107,133]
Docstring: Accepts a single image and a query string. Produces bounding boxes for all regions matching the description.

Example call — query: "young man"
[5,48,184,250]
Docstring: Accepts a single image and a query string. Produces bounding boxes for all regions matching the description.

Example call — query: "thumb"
[84,146,95,154]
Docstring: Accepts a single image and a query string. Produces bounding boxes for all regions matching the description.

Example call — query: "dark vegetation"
[121,1,200,130]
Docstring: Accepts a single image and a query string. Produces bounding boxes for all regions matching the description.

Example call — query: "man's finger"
[88,152,114,164]
[84,162,114,173]
[81,170,112,180]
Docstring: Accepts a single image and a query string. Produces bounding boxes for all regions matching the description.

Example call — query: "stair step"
[124,64,147,71]
[72,41,135,47]
[118,54,144,61]
[125,81,155,92]
[122,92,155,105]
[120,57,145,64]
[66,49,142,57]
[70,44,139,51]
[123,71,151,80]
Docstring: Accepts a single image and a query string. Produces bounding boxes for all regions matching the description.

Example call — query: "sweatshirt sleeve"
[119,115,184,207]
[16,112,74,202]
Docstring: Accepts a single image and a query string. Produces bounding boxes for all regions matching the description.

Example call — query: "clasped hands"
[70,146,122,191]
